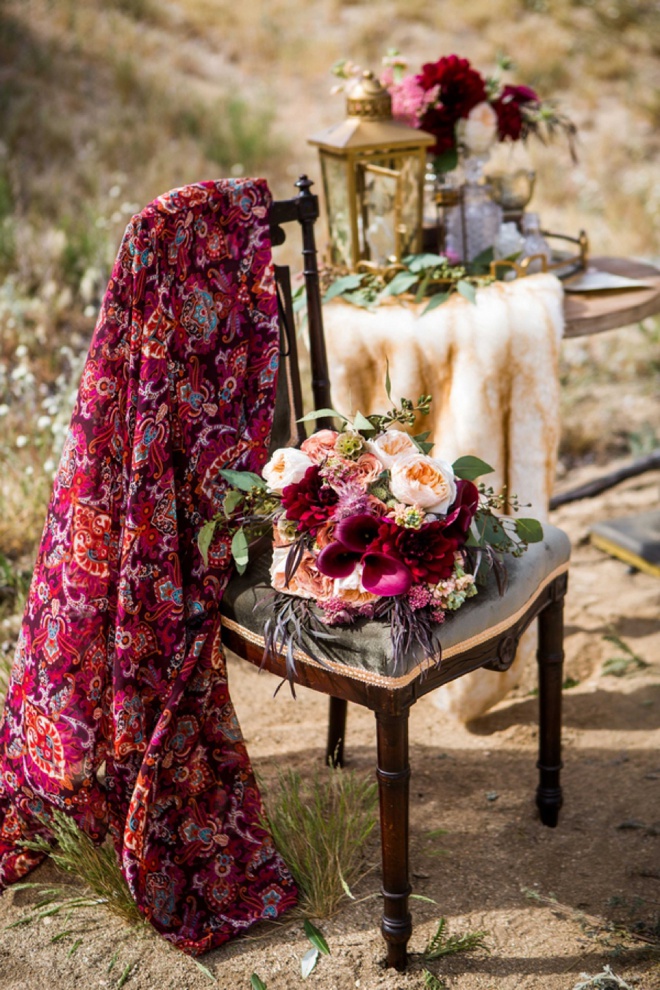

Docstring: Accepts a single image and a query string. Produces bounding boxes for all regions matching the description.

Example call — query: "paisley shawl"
[0,179,297,952]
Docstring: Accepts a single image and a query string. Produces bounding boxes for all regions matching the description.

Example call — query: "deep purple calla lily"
[335,513,382,552]
[316,541,360,578]
[362,552,413,596]
[443,479,479,540]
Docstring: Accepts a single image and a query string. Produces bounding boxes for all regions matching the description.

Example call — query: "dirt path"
[0,467,659,990]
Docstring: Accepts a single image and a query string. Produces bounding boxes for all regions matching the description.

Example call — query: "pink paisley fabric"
[0,178,297,952]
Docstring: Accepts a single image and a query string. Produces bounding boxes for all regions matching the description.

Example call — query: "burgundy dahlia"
[281,465,338,535]
[418,55,487,117]
[417,56,487,157]
[492,83,539,141]
[393,520,460,584]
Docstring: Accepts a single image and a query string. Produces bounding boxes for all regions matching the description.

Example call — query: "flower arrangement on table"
[335,51,577,173]
[200,385,542,681]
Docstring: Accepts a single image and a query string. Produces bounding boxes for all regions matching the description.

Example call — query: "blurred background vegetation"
[0,0,659,680]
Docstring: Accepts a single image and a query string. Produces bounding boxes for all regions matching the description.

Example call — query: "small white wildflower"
[84,305,96,318]
[25,465,33,476]
[43,458,55,474]
[0,404,8,416]
[109,184,121,198]
[111,211,123,224]
[37,415,52,430]
[15,434,28,448]
[14,343,28,358]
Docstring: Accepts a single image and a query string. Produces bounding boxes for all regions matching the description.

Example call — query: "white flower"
[367,429,418,469]
[0,404,8,417]
[460,101,498,155]
[262,446,313,493]
[15,434,28,448]
[390,453,456,515]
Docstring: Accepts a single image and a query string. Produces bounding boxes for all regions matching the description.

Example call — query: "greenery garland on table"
[299,249,507,315]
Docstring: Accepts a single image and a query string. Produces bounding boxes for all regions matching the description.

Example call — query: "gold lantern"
[308,71,435,270]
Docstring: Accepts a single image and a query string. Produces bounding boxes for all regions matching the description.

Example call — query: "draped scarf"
[0,179,297,952]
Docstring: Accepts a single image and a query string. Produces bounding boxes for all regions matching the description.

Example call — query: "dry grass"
[262,767,378,918]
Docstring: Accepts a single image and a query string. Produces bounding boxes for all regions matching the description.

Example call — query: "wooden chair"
[220,176,570,971]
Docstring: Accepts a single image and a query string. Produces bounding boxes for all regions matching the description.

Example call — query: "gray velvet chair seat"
[220,524,570,687]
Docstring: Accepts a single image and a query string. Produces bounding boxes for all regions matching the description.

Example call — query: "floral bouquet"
[200,387,542,680]
[334,52,577,173]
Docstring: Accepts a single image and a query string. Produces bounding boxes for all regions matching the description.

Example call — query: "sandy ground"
[0,466,659,990]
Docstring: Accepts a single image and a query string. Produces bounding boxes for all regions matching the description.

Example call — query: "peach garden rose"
[367,429,417,469]
[389,453,457,515]
[300,429,339,463]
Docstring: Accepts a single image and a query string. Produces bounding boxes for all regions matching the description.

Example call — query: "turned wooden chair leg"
[375,709,412,971]
[536,578,566,827]
[326,697,347,767]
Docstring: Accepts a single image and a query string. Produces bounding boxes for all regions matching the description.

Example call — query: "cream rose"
[460,100,498,155]
[390,453,457,515]
[367,429,418,469]
[333,565,379,606]
[301,429,339,463]
[262,447,313,493]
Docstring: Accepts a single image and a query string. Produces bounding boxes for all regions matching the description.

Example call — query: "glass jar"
[459,155,502,263]
[521,212,551,274]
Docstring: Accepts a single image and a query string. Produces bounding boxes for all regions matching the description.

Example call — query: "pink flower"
[301,429,339,463]
[352,452,384,488]
[389,75,439,127]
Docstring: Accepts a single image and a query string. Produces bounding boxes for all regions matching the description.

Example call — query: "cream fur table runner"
[322,273,565,721]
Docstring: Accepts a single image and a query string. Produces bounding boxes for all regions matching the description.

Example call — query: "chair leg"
[375,709,412,971]
[536,586,565,827]
[326,697,347,767]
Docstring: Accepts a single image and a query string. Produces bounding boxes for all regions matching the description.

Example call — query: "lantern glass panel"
[360,163,398,266]
[397,154,422,256]
[321,154,352,268]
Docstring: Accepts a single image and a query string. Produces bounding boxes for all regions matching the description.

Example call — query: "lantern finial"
[346,70,392,121]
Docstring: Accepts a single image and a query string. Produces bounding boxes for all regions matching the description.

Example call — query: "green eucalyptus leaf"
[223,490,244,518]
[381,271,418,296]
[218,468,265,491]
[353,411,376,432]
[414,271,432,303]
[433,148,459,173]
[515,517,544,543]
[468,246,495,274]
[342,289,376,310]
[385,359,393,402]
[297,408,347,424]
[301,948,319,980]
[405,253,447,273]
[422,291,450,314]
[323,273,363,302]
[456,279,477,304]
[304,919,331,955]
[198,518,217,566]
[452,455,494,480]
[250,976,268,990]
[231,527,249,574]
